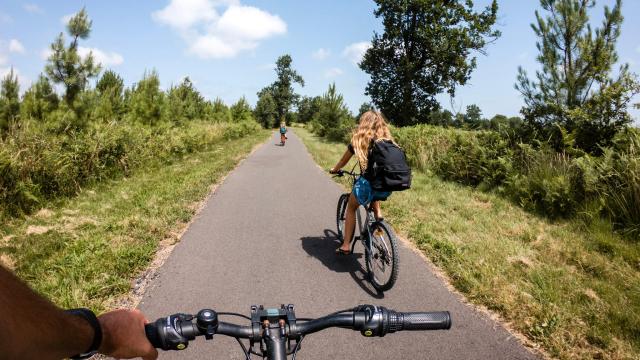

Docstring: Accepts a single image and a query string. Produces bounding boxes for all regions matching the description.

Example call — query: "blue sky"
[1,0,639,121]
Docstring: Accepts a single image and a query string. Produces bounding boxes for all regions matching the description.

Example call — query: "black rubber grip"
[401,312,451,330]
[145,323,163,349]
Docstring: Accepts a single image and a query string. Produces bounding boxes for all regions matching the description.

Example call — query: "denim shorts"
[353,176,391,206]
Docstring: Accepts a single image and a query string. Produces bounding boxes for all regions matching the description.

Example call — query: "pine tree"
[128,70,164,125]
[95,70,124,121]
[516,0,640,153]
[0,68,20,135]
[44,8,101,109]
[21,74,59,122]
[230,97,253,122]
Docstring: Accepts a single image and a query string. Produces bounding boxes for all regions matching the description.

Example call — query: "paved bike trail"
[139,131,539,360]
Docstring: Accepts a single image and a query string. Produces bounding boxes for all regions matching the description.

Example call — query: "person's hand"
[98,309,158,360]
[329,168,338,174]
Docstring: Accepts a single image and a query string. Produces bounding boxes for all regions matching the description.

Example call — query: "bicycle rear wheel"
[365,221,399,292]
[336,193,349,241]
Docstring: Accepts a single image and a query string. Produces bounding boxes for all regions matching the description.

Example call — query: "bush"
[0,119,256,217]
[505,149,585,218]
[595,130,640,237]
[223,120,261,140]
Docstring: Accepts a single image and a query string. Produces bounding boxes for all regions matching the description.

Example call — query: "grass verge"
[295,126,640,360]
[0,129,269,312]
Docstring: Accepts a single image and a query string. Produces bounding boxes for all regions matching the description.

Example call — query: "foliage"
[516,0,640,154]
[163,77,206,123]
[309,83,355,142]
[254,88,278,128]
[230,97,253,122]
[271,55,304,121]
[256,55,304,127]
[0,120,259,217]
[44,8,100,109]
[296,96,321,124]
[595,130,640,237]
[126,70,164,125]
[20,74,59,123]
[204,98,232,123]
[357,102,374,118]
[94,70,124,122]
[0,69,21,135]
[361,0,500,126]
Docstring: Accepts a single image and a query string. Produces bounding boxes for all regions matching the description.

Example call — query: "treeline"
[0,9,259,217]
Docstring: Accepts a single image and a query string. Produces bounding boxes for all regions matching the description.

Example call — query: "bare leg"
[340,193,359,252]
[372,200,382,220]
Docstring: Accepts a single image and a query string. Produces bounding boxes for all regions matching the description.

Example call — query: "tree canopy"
[361,0,500,126]
[44,8,101,108]
[516,0,640,153]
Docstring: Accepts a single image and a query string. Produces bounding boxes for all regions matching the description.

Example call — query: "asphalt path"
[139,130,539,360]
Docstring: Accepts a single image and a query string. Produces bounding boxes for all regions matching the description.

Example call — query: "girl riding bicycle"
[279,121,287,145]
[330,110,394,255]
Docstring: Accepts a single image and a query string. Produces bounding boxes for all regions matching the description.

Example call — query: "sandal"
[335,247,352,256]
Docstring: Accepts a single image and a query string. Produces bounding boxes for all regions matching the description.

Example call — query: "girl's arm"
[330,149,353,173]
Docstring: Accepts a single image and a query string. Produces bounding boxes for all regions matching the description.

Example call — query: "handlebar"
[331,169,358,177]
[145,304,450,358]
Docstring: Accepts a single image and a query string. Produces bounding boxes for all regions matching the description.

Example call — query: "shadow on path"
[300,229,383,299]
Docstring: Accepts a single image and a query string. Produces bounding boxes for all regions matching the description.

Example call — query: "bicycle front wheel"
[365,221,399,292]
[336,193,349,241]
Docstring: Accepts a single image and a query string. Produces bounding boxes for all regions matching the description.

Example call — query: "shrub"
[0,119,257,217]
[595,130,640,238]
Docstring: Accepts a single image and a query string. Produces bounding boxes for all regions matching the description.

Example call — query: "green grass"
[295,126,640,360]
[0,129,269,312]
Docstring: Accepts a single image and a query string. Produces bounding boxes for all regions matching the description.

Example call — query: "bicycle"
[145,303,451,360]
[333,169,399,292]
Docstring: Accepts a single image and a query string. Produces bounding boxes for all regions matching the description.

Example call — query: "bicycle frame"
[338,170,386,257]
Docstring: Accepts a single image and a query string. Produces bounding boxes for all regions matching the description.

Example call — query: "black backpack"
[365,140,412,192]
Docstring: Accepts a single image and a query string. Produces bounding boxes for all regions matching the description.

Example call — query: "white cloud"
[152,0,219,30]
[637,45,640,54]
[78,47,124,66]
[9,39,25,54]
[312,48,330,60]
[324,67,343,78]
[342,41,371,65]
[153,0,286,59]
[0,54,7,66]
[24,4,44,14]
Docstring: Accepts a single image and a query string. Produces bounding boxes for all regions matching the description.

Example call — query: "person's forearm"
[333,150,352,170]
[0,266,94,359]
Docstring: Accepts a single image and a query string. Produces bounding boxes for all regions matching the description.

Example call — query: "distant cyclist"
[329,111,398,255]
[279,121,288,146]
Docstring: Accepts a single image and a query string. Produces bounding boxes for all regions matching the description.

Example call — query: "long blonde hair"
[351,111,394,170]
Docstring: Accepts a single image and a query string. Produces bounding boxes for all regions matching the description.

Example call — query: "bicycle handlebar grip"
[400,312,451,330]
[145,323,163,349]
